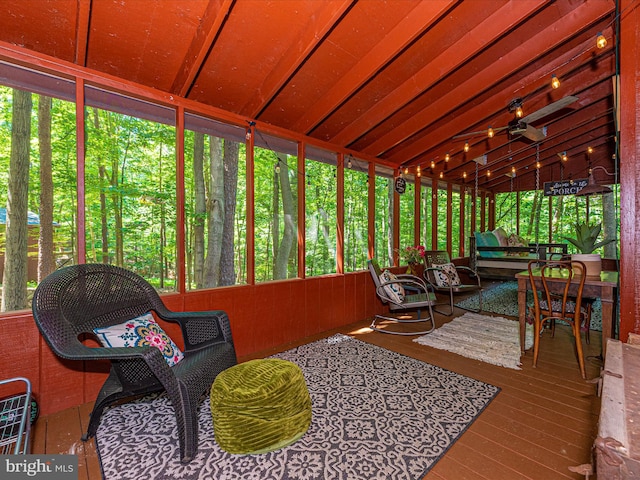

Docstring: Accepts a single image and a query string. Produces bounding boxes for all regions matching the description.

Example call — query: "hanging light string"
[253,126,347,187]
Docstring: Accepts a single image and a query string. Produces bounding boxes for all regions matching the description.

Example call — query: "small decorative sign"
[394,176,407,194]
[543,178,588,196]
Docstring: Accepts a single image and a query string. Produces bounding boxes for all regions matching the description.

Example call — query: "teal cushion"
[474,231,506,258]
[210,359,312,454]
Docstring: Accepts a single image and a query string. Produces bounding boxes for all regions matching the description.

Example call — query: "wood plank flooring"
[30,297,604,479]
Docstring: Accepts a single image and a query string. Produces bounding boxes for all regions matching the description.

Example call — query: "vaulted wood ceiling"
[0,0,618,192]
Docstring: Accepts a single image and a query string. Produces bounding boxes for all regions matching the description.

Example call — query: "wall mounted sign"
[543,178,588,196]
[394,176,407,194]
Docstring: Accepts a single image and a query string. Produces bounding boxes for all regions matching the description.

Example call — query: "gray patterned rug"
[455,281,602,331]
[95,335,500,480]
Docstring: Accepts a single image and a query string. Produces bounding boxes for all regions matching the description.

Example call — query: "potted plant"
[561,222,615,277]
[397,245,426,276]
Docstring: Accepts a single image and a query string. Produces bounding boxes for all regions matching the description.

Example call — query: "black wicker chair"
[31,263,237,463]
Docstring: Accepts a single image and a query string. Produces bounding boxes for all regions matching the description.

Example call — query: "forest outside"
[0,84,383,313]
[0,76,619,314]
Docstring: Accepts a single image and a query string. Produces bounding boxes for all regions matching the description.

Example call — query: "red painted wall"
[0,270,384,415]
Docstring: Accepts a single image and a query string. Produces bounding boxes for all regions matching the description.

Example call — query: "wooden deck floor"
[31,301,603,480]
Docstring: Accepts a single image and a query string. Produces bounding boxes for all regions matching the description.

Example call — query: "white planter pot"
[571,253,602,278]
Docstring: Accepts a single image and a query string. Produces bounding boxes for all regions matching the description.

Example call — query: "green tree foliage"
[343,167,368,272]
[84,107,176,287]
[305,158,337,276]
[374,175,393,267]
[399,181,415,249]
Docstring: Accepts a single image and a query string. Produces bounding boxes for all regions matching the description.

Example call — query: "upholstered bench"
[210,358,312,454]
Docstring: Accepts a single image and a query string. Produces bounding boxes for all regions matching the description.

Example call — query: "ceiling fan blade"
[452,125,508,140]
[521,124,546,142]
[521,95,579,124]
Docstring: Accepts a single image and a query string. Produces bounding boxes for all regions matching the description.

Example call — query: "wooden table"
[516,269,619,357]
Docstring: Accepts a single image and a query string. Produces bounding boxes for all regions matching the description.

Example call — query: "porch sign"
[543,178,588,196]
[394,176,407,194]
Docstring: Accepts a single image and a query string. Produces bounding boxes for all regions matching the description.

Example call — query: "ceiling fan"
[454,95,579,142]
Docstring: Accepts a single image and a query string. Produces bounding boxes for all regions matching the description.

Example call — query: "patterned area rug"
[95,335,500,480]
[414,312,534,370]
[454,281,602,331]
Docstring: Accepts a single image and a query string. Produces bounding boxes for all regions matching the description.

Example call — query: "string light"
[536,161,541,169]
[430,160,435,169]
[551,74,560,89]
[511,166,516,175]
[487,126,494,138]
[596,32,607,49]
[439,171,443,179]
[347,158,352,169]
[486,169,491,177]
[416,165,421,175]
[464,142,469,152]
[515,105,523,118]
[445,152,450,163]
[587,146,593,154]
[275,162,281,173]
[404,167,409,175]
[463,171,467,180]
[561,152,567,162]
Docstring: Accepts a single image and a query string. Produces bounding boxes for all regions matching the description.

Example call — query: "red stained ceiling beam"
[481,111,614,181]
[74,0,91,66]
[438,69,616,177]
[291,0,454,135]
[445,80,615,178]
[395,34,615,169]
[418,37,615,169]
[488,134,614,193]
[239,0,356,119]
[330,0,548,148]
[171,0,235,97]
[368,0,614,162]
[469,105,616,191]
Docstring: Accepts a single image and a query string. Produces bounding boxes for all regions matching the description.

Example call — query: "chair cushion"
[474,231,505,258]
[431,262,461,288]
[210,358,312,454]
[93,312,184,367]
[492,227,509,246]
[379,269,405,303]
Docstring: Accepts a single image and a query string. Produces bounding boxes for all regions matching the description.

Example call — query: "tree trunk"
[2,89,32,312]
[272,166,280,274]
[92,109,109,264]
[274,155,295,279]
[193,132,206,288]
[203,137,225,287]
[98,165,109,263]
[220,140,239,286]
[552,195,564,240]
[37,95,55,282]
[603,191,617,258]
[387,181,394,265]
[527,190,540,240]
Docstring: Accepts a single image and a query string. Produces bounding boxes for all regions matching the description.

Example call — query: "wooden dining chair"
[527,259,589,378]
[546,253,593,344]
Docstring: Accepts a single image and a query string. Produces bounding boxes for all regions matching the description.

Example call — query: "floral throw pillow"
[379,269,405,304]
[431,262,461,288]
[93,312,184,367]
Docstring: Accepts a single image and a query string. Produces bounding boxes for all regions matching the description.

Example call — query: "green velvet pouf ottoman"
[210,358,312,454]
